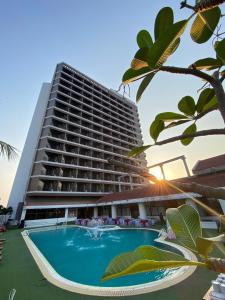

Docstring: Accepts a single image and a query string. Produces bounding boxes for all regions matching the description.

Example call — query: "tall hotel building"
[8,63,147,226]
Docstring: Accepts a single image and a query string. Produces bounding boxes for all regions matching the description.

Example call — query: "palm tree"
[0,141,17,160]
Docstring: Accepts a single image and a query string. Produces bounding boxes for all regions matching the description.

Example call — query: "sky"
[0,0,224,207]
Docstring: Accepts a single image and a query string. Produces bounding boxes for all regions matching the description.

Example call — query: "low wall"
[24,217,76,228]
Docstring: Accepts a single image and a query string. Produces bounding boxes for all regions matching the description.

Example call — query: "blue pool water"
[29,227,179,287]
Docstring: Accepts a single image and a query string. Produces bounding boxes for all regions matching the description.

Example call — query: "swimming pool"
[22,226,197,296]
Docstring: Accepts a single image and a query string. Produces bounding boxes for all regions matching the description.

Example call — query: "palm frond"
[0,141,18,160]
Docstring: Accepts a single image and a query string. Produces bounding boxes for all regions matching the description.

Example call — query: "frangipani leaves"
[154,7,174,40]
[196,88,215,113]
[196,234,225,258]
[166,204,202,252]
[128,145,151,157]
[164,119,191,129]
[131,48,150,70]
[178,96,196,116]
[191,57,223,70]
[156,112,189,122]
[150,119,165,141]
[190,7,221,43]
[102,245,201,282]
[148,20,188,68]
[137,30,153,48]
[136,72,156,102]
[122,67,151,84]
[181,123,197,145]
[203,95,218,111]
[215,38,225,62]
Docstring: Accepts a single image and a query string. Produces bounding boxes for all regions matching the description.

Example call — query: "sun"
[150,167,164,181]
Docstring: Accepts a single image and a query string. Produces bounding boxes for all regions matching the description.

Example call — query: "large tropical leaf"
[190,7,221,43]
[136,72,156,102]
[215,38,225,62]
[131,48,150,70]
[196,234,225,258]
[166,204,202,252]
[181,123,197,145]
[128,145,151,157]
[150,119,165,141]
[178,96,196,116]
[137,30,153,48]
[122,67,151,84]
[196,88,215,113]
[156,112,189,122]
[102,245,201,281]
[154,7,174,40]
[191,57,223,70]
[148,19,188,68]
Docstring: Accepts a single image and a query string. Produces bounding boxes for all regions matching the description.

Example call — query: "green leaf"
[154,7,174,40]
[122,67,151,84]
[165,120,191,129]
[203,95,218,111]
[181,123,197,145]
[191,57,223,70]
[136,72,156,102]
[215,38,225,62]
[102,245,201,282]
[196,234,225,258]
[196,88,215,113]
[190,7,221,43]
[178,96,196,116]
[166,204,202,252]
[156,112,189,122]
[131,48,150,70]
[128,145,151,157]
[137,30,153,48]
[150,119,165,141]
[148,19,188,68]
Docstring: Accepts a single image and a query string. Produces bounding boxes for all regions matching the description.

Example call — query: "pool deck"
[0,227,224,300]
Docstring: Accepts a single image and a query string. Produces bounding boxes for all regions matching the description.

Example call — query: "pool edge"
[21,227,198,297]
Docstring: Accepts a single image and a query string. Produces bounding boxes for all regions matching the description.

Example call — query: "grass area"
[0,228,223,300]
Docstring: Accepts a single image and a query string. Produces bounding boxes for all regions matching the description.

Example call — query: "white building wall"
[7,83,51,218]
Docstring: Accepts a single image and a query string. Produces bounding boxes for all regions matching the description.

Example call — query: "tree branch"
[159,66,225,123]
[195,0,225,12]
[155,128,225,146]
[180,0,225,12]
[159,66,216,84]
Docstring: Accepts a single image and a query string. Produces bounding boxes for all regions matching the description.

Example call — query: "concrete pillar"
[138,203,147,219]
[219,199,225,214]
[159,165,166,180]
[64,208,69,223]
[111,205,117,218]
[94,207,98,218]
[20,209,26,221]
[185,199,198,211]
[183,157,191,177]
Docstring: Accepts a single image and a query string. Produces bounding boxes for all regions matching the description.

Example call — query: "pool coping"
[22,225,198,297]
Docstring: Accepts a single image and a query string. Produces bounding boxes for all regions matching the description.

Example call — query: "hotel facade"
[8,62,148,227]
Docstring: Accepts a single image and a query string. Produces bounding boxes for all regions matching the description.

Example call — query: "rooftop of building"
[192,153,225,174]
[98,154,225,204]
[58,62,135,106]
